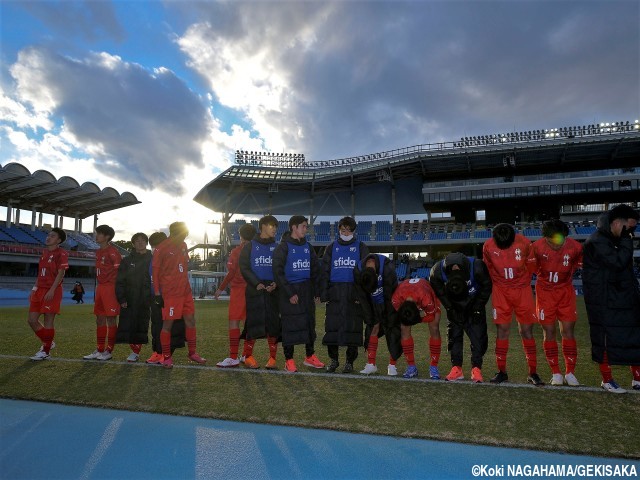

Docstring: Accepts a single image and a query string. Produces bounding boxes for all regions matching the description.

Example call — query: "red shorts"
[162,294,195,321]
[491,285,537,325]
[29,287,63,314]
[535,284,577,324]
[228,285,246,322]
[94,283,120,316]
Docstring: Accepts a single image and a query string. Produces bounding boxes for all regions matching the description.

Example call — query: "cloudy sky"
[1,0,638,244]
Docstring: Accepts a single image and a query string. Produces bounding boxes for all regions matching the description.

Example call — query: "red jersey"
[36,247,69,289]
[391,278,440,321]
[152,239,192,298]
[527,237,583,291]
[218,244,246,291]
[482,234,532,288]
[95,244,122,285]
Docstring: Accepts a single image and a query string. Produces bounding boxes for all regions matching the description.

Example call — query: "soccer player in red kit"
[527,220,583,386]
[391,278,442,379]
[215,223,256,368]
[483,224,542,385]
[152,222,206,369]
[83,225,121,361]
[28,228,69,360]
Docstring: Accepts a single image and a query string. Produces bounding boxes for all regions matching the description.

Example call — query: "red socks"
[243,339,255,357]
[495,338,508,372]
[130,344,141,354]
[388,357,396,366]
[429,337,441,367]
[229,328,240,359]
[367,335,378,365]
[185,327,197,356]
[96,325,108,352]
[599,352,613,383]
[267,336,278,359]
[544,340,561,375]
[106,325,117,353]
[36,328,55,354]
[401,337,415,366]
[161,330,171,358]
[522,338,537,375]
[561,338,577,374]
[631,366,640,381]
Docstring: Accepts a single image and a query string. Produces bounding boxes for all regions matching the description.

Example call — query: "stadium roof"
[194,125,640,217]
[0,162,140,219]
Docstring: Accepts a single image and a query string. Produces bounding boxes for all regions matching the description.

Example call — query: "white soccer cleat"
[97,351,112,361]
[360,363,378,375]
[564,373,580,386]
[30,350,50,361]
[239,355,246,364]
[601,380,626,394]
[550,373,564,386]
[387,364,398,376]
[126,352,139,363]
[632,380,640,391]
[216,357,240,368]
[83,350,101,360]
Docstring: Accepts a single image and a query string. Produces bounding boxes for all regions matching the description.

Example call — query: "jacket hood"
[596,212,612,232]
[443,252,470,276]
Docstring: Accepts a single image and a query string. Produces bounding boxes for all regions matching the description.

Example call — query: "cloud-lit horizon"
[1,0,638,241]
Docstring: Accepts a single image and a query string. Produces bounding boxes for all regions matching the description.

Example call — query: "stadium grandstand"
[0,162,140,292]
[195,120,640,280]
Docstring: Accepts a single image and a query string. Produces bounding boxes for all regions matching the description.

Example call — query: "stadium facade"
[194,120,640,262]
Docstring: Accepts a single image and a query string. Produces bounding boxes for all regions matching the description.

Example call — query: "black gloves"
[154,295,164,308]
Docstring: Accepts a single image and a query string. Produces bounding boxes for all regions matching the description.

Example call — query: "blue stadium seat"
[428,232,447,240]
[451,232,470,240]
[411,232,425,241]
[394,233,407,241]
[375,233,390,241]
[0,226,41,245]
[396,263,408,279]
[523,228,542,237]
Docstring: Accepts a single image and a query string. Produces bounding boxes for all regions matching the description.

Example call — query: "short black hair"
[288,215,308,230]
[492,223,516,249]
[338,216,357,232]
[148,232,167,248]
[542,219,569,239]
[397,301,421,326]
[259,215,278,229]
[95,224,115,242]
[131,232,149,244]
[609,204,640,223]
[50,227,66,244]
[239,223,256,241]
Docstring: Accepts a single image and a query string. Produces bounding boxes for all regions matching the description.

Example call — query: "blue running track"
[1,399,638,479]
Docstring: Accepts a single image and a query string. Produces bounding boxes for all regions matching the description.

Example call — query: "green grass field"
[1,299,639,459]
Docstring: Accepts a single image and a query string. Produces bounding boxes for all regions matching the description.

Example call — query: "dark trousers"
[327,345,358,363]
[283,344,314,360]
[150,303,163,354]
[447,319,488,368]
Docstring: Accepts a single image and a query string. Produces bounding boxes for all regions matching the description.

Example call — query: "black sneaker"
[342,362,354,374]
[527,373,545,387]
[490,371,509,384]
[326,359,339,373]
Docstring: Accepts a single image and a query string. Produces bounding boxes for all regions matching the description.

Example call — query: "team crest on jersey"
[349,247,357,252]
[48,255,54,263]
[515,248,521,261]
[304,248,309,254]
[563,254,570,266]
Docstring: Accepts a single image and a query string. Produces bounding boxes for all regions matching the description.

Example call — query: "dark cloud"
[175,1,639,160]
[19,0,126,43]
[12,47,210,195]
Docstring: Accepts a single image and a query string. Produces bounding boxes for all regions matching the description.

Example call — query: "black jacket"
[273,232,320,346]
[239,237,281,340]
[319,238,369,347]
[429,253,492,325]
[115,250,152,344]
[353,254,402,360]
[583,213,640,365]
